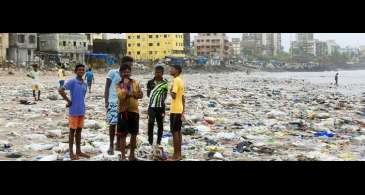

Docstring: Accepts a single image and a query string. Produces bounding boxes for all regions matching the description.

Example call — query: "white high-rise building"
[102,33,123,40]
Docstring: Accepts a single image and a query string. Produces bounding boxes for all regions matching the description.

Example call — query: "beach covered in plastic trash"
[1,69,365,161]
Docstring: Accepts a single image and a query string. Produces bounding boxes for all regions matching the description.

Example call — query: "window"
[176,43,178,46]
[41,41,46,47]
[176,35,178,38]
[128,51,131,55]
[137,35,140,39]
[137,43,141,47]
[128,36,131,39]
[149,35,153,38]
[149,51,153,54]
[149,43,153,46]
[157,43,160,46]
[73,41,76,46]
[137,51,140,55]
[83,42,86,47]
[164,51,166,54]
[207,33,210,36]
[28,49,32,56]
[155,35,159,38]
[18,35,25,43]
[63,41,66,46]
[128,43,131,47]
[164,34,167,38]
[29,35,35,44]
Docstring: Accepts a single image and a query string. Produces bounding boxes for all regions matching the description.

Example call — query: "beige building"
[291,33,316,56]
[231,38,241,56]
[39,33,88,64]
[193,33,230,59]
[83,33,104,51]
[0,33,9,63]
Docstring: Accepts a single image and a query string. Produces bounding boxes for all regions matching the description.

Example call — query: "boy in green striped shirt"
[147,66,168,146]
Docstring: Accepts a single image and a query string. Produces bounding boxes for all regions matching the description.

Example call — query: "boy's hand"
[181,113,185,121]
[66,100,72,108]
[124,78,130,85]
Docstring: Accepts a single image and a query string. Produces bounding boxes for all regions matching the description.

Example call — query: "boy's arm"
[147,81,151,98]
[26,72,33,79]
[116,85,128,99]
[58,87,71,107]
[104,78,111,109]
[182,95,185,114]
[170,79,178,99]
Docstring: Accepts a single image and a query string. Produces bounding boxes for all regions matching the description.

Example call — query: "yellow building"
[0,33,9,63]
[126,33,185,61]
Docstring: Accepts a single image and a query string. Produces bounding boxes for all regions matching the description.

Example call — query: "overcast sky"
[190,33,365,51]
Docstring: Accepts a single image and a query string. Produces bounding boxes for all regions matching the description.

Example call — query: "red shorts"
[69,116,84,129]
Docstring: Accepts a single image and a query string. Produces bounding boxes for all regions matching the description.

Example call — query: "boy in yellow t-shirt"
[58,65,66,88]
[168,64,185,161]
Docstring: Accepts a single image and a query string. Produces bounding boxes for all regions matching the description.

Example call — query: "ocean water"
[257,70,365,96]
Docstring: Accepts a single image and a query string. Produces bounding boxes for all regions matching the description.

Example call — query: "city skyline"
[223,33,365,52]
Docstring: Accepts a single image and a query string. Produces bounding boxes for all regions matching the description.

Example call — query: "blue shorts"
[106,102,118,125]
[59,80,65,88]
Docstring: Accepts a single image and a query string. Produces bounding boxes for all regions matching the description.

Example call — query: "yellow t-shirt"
[116,79,141,113]
[170,75,184,114]
[58,69,65,80]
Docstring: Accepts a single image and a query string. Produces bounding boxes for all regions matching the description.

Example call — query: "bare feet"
[77,152,90,158]
[107,147,114,155]
[166,156,182,161]
[115,143,121,151]
[118,154,127,161]
[70,154,79,160]
[129,155,139,161]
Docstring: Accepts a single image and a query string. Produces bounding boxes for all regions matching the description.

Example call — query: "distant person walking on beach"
[27,64,42,101]
[85,68,94,93]
[58,64,90,160]
[335,72,339,86]
[58,65,66,88]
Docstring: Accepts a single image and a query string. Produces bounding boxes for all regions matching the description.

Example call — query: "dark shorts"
[170,113,182,133]
[117,112,139,136]
[87,80,92,87]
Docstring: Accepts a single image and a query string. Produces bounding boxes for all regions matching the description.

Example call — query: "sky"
[108,33,365,52]
[225,33,365,51]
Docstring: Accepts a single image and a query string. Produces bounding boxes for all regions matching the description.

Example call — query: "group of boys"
[53,56,184,161]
